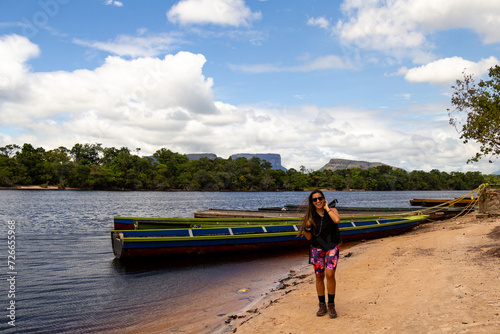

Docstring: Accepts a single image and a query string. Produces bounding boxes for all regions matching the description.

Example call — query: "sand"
[220,214,500,334]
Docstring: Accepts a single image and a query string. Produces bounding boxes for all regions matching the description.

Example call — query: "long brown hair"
[297,189,324,236]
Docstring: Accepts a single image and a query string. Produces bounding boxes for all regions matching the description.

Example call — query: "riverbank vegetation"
[1,143,498,191]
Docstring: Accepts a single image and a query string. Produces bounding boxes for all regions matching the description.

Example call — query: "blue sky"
[0,0,499,173]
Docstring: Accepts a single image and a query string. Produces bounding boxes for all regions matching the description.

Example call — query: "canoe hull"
[113,215,416,230]
[410,197,474,207]
[112,232,307,259]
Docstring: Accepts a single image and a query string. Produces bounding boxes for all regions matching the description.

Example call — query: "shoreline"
[0,185,81,190]
[218,213,500,333]
[0,185,479,193]
[0,186,307,192]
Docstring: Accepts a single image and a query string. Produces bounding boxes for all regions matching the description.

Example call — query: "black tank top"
[310,211,341,250]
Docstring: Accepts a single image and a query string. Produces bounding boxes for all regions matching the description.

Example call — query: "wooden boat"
[194,207,421,219]
[113,216,301,230]
[258,205,415,213]
[410,198,424,206]
[410,197,474,207]
[111,215,429,260]
[193,208,472,220]
[114,214,418,230]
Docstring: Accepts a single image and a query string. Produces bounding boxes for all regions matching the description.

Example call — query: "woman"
[298,189,341,318]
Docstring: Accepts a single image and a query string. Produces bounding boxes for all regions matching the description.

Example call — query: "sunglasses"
[312,196,324,202]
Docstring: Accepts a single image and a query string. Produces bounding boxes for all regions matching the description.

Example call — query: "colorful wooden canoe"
[113,214,419,230]
[113,216,301,230]
[111,215,429,260]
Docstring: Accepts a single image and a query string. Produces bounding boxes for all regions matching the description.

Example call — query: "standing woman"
[298,189,341,318]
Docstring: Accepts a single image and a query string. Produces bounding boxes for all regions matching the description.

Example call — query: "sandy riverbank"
[0,185,79,190]
[220,213,500,333]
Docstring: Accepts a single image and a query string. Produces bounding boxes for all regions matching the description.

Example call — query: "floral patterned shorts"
[310,245,339,274]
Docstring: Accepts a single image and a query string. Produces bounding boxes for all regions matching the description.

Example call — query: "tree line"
[0,143,497,191]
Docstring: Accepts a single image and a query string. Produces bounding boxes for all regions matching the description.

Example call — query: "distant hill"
[320,158,388,171]
[186,153,218,160]
[186,153,287,171]
[492,170,500,175]
[230,153,287,171]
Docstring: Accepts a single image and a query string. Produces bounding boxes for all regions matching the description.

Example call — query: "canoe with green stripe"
[111,215,429,260]
[114,216,301,230]
[113,215,410,230]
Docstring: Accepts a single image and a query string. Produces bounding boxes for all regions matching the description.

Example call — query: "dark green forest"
[0,143,497,191]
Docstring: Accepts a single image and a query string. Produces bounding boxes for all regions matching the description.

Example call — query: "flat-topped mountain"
[186,154,390,172]
[186,153,287,171]
[186,153,218,161]
[230,153,287,171]
[320,158,388,171]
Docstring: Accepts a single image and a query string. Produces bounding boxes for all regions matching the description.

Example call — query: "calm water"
[0,190,471,333]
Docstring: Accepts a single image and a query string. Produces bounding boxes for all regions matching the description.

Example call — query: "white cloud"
[307,16,330,29]
[167,0,262,27]
[221,103,488,173]
[73,31,183,58]
[0,35,495,173]
[336,0,500,61]
[0,36,220,152]
[230,55,355,73]
[402,56,499,84]
[0,35,40,92]
[104,1,123,7]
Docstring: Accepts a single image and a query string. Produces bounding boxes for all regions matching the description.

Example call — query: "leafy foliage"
[449,65,500,163]
[0,142,492,191]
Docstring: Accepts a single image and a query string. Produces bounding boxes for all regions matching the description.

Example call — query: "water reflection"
[110,246,310,274]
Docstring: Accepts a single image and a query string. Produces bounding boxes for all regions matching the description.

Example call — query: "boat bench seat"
[191,228,231,236]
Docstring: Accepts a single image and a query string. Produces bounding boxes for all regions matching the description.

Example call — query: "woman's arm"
[324,201,341,224]
[302,219,313,240]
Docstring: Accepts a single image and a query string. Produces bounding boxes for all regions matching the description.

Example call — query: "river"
[0,190,471,333]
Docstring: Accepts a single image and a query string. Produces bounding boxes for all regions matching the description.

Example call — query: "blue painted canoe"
[111,215,429,260]
[113,214,418,230]
[113,216,302,230]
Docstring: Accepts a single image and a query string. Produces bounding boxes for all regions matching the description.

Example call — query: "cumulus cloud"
[216,103,482,173]
[167,0,262,27]
[401,56,499,84]
[335,0,500,61]
[0,35,219,149]
[0,34,493,173]
[0,34,40,92]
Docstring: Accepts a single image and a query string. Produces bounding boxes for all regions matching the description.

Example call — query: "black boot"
[316,302,327,316]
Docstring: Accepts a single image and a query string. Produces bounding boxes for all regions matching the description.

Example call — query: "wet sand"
[220,214,500,333]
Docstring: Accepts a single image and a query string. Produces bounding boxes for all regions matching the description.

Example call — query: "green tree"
[449,65,500,163]
[153,149,189,180]
[70,143,103,165]
[286,168,308,190]
[15,144,47,185]
[45,146,73,187]
[408,170,430,190]
[0,145,20,186]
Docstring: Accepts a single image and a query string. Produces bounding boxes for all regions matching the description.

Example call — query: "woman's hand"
[303,221,313,240]
[325,204,341,224]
